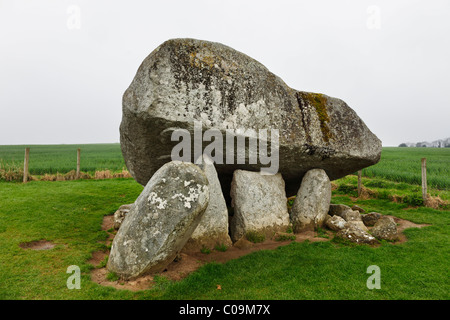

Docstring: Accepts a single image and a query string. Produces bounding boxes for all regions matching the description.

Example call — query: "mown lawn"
[0,178,448,300]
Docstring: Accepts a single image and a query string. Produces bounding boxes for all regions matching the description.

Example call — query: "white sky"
[0,0,449,146]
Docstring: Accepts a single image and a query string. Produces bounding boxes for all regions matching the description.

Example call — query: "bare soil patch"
[89,214,429,291]
[19,240,56,251]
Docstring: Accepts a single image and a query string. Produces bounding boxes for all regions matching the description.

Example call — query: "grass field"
[0,178,448,300]
[0,144,125,175]
[1,145,448,189]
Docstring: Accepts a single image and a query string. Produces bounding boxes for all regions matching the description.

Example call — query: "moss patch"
[300,92,333,142]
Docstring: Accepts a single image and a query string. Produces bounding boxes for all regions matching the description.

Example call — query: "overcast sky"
[1,0,449,146]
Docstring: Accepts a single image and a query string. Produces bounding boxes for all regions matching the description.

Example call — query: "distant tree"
[398,143,407,147]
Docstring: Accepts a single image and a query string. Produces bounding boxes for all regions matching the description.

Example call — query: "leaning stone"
[361,212,382,227]
[229,170,290,242]
[113,204,133,230]
[290,169,331,233]
[183,155,232,252]
[107,161,209,280]
[336,224,379,245]
[120,38,382,198]
[325,215,347,231]
[351,205,365,213]
[328,204,351,217]
[371,216,398,241]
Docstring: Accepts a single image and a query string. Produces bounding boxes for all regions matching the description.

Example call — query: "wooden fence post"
[23,147,30,183]
[76,148,81,179]
[357,170,362,197]
[421,158,427,205]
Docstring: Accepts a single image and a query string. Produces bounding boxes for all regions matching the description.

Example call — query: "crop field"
[362,147,450,190]
[0,144,125,176]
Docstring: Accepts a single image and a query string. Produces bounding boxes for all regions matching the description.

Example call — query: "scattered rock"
[107,161,209,280]
[229,170,290,242]
[336,224,379,245]
[113,204,133,230]
[340,209,362,222]
[351,205,365,213]
[361,212,382,227]
[233,238,254,250]
[371,216,398,241]
[120,38,382,197]
[345,220,369,232]
[183,155,232,252]
[290,169,331,233]
[328,204,351,217]
[325,215,347,231]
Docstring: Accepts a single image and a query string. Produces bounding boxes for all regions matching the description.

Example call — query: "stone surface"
[290,169,331,233]
[113,204,133,230]
[351,205,365,213]
[229,170,290,242]
[107,161,209,279]
[371,216,398,241]
[345,220,369,232]
[120,38,382,197]
[361,212,382,227]
[328,204,351,217]
[340,209,362,222]
[325,215,346,231]
[336,224,379,245]
[183,155,232,252]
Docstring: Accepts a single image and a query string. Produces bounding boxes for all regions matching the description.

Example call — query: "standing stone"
[371,216,398,241]
[183,155,232,252]
[107,161,209,279]
[230,170,290,242]
[119,38,382,198]
[290,169,331,233]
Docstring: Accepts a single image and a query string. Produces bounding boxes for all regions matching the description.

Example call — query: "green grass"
[0,144,126,175]
[0,178,448,299]
[362,147,450,189]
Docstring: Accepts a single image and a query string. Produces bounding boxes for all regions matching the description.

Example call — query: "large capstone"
[120,38,382,197]
[107,161,209,280]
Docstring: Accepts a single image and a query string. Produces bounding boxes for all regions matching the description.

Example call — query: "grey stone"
[107,161,209,279]
[325,215,347,231]
[371,216,398,241]
[340,209,362,222]
[120,38,382,197]
[336,224,379,245]
[290,169,331,233]
[361,212,382,227]
[113,204,133,230]
[328,204,351,217]
[183,155,232,252]
[345,220,369,232]
[229,170,290,242]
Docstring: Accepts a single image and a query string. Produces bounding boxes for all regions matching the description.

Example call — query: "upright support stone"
[290,169,331,233]
[230,170,290,242]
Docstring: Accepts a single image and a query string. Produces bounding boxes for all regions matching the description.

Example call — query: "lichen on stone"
[299,92,333,143]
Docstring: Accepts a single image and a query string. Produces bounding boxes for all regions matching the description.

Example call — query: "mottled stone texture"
[290,169,331,233]
[183,155,232,252]
[107,161,209,280]
[120,38,382,197]
[229,170,290,242]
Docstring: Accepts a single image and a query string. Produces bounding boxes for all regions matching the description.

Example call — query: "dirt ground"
[89,214,429,291]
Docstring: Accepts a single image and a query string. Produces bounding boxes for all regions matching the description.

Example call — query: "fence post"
[76,148,81,179]
[23,147,30,183]
[421,158,427,205]
[357,170,362,197]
